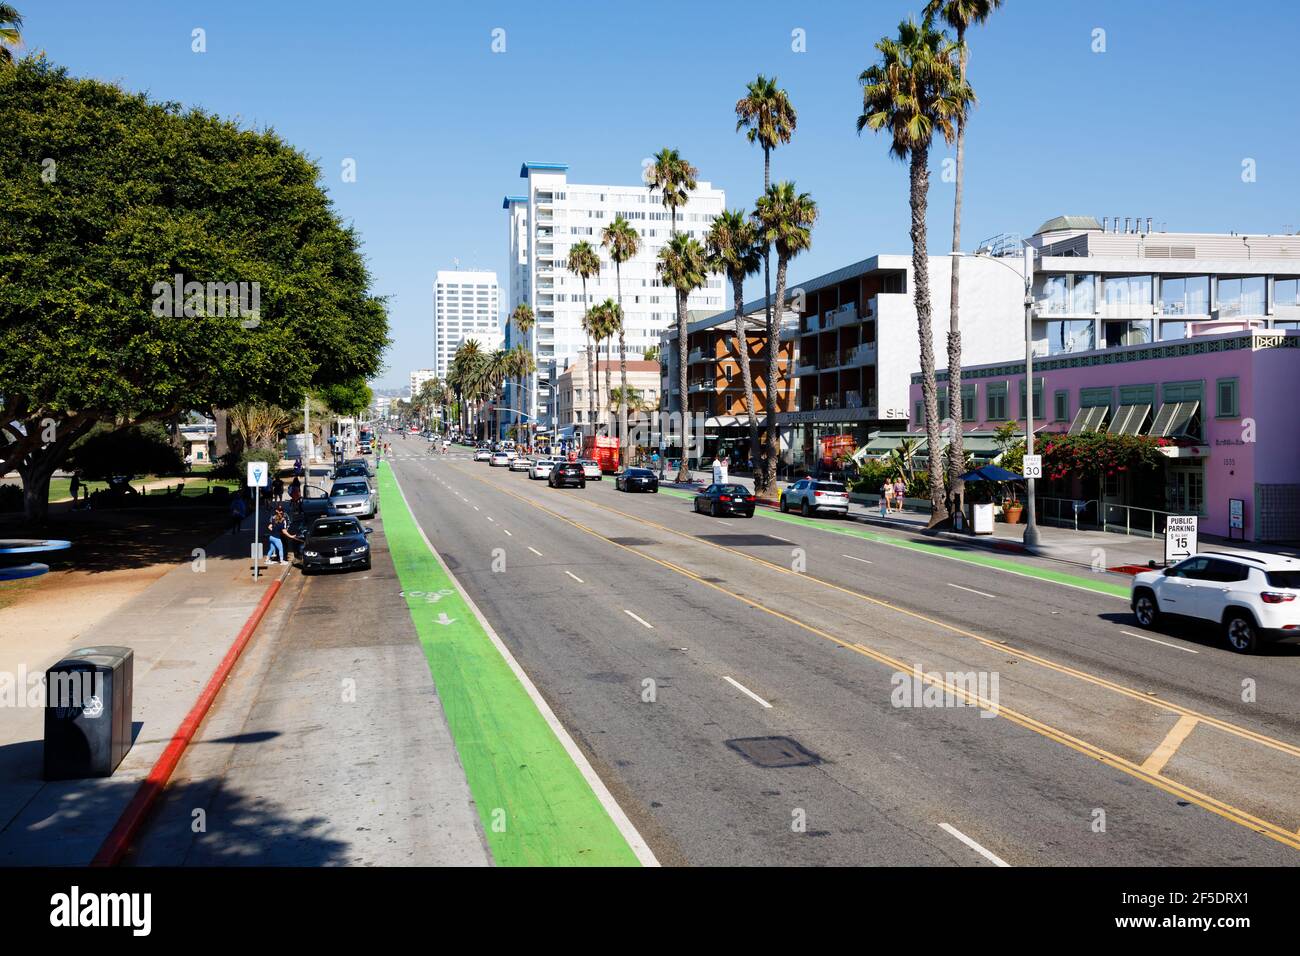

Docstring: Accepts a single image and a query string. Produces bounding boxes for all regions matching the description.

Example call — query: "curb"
[89,566,290,867]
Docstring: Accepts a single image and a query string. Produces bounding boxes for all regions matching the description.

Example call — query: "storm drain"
[725,736,822,768]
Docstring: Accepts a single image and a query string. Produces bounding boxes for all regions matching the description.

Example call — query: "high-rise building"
[409,368,437,400]
[434,270,502,378]
[503,162,726,433]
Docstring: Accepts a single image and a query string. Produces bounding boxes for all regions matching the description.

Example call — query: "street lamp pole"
[1021,244,1041,548]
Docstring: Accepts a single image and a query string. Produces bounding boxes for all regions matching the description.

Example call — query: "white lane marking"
[486,515,495,522]
[565,570,584,583]
[938,823,1010,867]
[947,582,997,599]
[528,546,543,557]
[841,554,873,565]
[503,529,512,536]
[473,505,480,511]
[623,609,654,629]
[722,675,773,709]
[1121,630,1199,654]
[386,467,659,867]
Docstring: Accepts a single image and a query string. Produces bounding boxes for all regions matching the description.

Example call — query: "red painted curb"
[89,571,287,867]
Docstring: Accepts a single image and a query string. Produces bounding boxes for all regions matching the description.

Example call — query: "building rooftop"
[1034,215,1103,235]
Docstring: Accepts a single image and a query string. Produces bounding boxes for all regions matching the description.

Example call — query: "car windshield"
[581,460,598,466]
[1266,570,1300,588]
[330,483,367,497]
[717,485,749,495]
[628,469,651,476]
[311,519,360,537]
[536,460,554,465]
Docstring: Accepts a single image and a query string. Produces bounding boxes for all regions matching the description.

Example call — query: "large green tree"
[0,59,388,519]
[858,18,971,525]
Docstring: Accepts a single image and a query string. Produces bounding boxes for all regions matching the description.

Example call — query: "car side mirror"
[364,527,374,535]
[1162,568,1176,577]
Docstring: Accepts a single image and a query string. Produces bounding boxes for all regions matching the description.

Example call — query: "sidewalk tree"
[586,299,621,434]
[566,242,601,429]
[925,0,998,501]
[601,215,641,467]
[706,209,763,485]
[858,17,972,526]
[319,377,374,419]
[0,59,387,521]
[656,233,709,483]
[752,182,817,494]
[68,423,184,482]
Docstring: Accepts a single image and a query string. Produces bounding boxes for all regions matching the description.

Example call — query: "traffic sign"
[1165,515,1198,564]
[246,461,269,488]
[1021,454,1043,480]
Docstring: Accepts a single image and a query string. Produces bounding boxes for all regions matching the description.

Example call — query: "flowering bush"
[1039,432,1169,483]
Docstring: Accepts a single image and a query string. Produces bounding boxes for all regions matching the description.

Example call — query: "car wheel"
[711,502,720,518]
[362,559,372,571]
[1132,589,1160,629]
[780,496,788,513]
[1224,612,1260,654]
[800,500,811,518]
[651,487,658,494]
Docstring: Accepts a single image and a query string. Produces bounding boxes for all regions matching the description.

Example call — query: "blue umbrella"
[959,465,1024,482]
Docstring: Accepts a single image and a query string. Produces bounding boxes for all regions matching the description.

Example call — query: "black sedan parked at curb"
[615,468,659,493]
[300,516,373,573]
[693,483,756,518]
[548,461,587,488]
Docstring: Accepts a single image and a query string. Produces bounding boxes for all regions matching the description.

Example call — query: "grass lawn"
[0,576,43,611]
[45,474,239,502]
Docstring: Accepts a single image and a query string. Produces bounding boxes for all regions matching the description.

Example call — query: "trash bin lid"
[54,645,134,669]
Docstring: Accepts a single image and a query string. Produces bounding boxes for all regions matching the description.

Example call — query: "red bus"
[582,435,621,474]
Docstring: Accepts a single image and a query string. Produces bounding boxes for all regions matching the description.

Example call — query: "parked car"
[490,451,511,467]
[509,456,531,473]
[529,458,555,480]
[1131,551,1300,653]
[615,468,659,493]
[780,479,849,517]
[473,448,493,462]
[301,516,373,574]
[333,462,374,483]
[579,459,602,480]
[693,483,756,518]
[328,477,379,518]
[295,482,333,522]
[548,461,586,488]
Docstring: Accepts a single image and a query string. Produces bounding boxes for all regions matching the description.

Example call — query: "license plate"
[329,556,343,565]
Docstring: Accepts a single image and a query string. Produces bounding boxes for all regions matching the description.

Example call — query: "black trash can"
[43,646,133,780]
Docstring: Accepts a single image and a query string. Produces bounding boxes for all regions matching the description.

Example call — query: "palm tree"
[586,299,621,434]
[657,232,710,483]
[448,338,486,437]
[567,241,601,433]
[0,4,22,66]
[925,0,997,502]
[752,182,817,493]
[643,344,660,364]
[706,210,764,484]
[506,343,536,438]
[645,148,699,238]
[735,76,797,360]
[510,303,535,438]
[483,349,511,441]
[858,16,971,525]
[601,216,640,467]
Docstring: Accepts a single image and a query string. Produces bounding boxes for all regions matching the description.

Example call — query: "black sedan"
[300,516,373,573]
[615,468,659,493]
[693,483,756,518]
[548,461,587,488]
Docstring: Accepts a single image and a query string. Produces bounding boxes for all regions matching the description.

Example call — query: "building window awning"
[1149,401,1199,438]
[860,432,928,454]
[1068,405,1108,435]
[704,415,768,428]
[1107,403,1152,436]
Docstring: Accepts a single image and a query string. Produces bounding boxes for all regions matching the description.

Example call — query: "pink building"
[905,329,1300,541]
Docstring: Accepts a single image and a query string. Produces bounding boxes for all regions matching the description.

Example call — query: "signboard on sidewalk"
[1165,515,1198,564]
[1021,454,1042,480]
[1228,498,1245,540]
[246,461,269,488]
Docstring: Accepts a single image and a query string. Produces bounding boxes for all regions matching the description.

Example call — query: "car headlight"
[352,545,368,554]
[304,550,319,557]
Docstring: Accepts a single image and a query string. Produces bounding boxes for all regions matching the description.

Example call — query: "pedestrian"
[69,472,80,503]
[288,475,301,509]
[893,477,906,513]
[266,506,288,564]
[293,456,304,479]
[711,453,725,486]
[272,476,284,503]
[881,480,893,518]
[229,494,247,535]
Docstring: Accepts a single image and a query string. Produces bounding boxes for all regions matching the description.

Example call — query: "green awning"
[861,432,927,454]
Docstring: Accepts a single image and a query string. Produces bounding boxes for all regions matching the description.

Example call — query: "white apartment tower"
[433,270,502,377]
[504,162,726,432]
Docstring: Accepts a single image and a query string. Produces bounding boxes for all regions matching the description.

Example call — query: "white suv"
[1131,551,1300,653]
[780,479,850,517]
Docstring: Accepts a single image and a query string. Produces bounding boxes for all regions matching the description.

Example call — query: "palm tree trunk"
[765,254,787,493]
[946,34,969,513]
[616,263,628,469]
[733,273,760,486]
[583,277,595,435]
[675,288,691,483]
[909,145,949,525]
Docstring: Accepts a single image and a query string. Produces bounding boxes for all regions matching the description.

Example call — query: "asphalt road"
[390,449,1300,866]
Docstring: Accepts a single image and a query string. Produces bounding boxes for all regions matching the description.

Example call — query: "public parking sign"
[246,461,269,488]
[1021,454,1043,480]
[1165,515,1198,564]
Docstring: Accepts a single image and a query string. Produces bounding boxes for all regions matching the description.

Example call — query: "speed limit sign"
[1021,454,1043,479]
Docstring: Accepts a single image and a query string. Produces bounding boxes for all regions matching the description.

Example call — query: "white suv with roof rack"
[1130,551,1300,653]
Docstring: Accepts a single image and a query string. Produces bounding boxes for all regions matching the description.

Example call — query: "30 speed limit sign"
[1021,454,1043,479]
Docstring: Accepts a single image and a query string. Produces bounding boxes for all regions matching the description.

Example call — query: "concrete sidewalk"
[0,525,284,865]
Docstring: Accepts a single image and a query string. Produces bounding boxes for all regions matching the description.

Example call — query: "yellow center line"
[1142,715,1200,775]
[443,462,1300,854]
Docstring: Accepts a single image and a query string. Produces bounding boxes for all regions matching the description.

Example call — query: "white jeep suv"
[1131,551,1300,653]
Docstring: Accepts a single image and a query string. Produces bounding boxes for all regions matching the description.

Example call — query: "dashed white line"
[503,529,512,536]
[947,582,997,599]
[473,505,480,512]
[1121,630,1199,653]
[623,609,654,629]
[841,554,873,565]
[722,675,773,709]
[528,546,543,557]
[938,823,1010,867]
[565,570,584,583]
[486,515,495,522]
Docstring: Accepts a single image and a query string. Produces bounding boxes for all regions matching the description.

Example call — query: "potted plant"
[1002,488,1023,524]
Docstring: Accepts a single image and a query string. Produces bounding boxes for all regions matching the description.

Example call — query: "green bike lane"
[378,461,653,867]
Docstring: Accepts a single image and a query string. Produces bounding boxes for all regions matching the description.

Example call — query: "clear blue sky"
[25,0,1300,388]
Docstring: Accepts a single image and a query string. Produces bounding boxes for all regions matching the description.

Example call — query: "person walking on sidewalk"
[272,476,284,503]
[229,493,247,534]
[893,477,906,514]
[266,506,288,564]
[881,480,893,518]
[711,453,726,486]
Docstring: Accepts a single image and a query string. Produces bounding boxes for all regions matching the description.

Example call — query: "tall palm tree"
[859,16,972,525]
[567,241,601,433]
[752,183,817,493]
[657,232,710,483]
[449,338,486,436]
[735,76,797,361]
[925,0,997,501]
[706,210,764,483]
[509,303,535,436]
[601,216,640,467]
[483,349,511,441]
[506,342,536,438]
[586,299,621,434]
[645,148,699,238]
[0,4,22,66]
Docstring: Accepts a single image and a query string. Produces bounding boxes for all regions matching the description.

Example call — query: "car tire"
[800,500,811,518]
[780,496,788,513]
[1132,589,1160,629]
[651,487,658,494]
[711,502,720,518]
[1224,611,1260,654]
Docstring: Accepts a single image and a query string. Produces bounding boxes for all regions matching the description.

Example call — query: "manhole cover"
[697,534,793,548]
[725,736,822,768]
[607,537,659,546]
